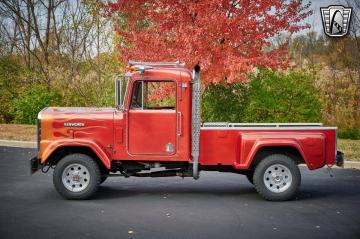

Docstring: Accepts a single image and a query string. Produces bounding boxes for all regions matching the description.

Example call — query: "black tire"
[100,175,108,184]
[245,171,254,184]
[99,167,109,185]
[53,153,101,200]
[253,153,301,201]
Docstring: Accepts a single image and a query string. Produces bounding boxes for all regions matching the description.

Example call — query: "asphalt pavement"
[0,146,359,239]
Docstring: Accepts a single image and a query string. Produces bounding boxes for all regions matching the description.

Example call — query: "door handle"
[177,112,182,136]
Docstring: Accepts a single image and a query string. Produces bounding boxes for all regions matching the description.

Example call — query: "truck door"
[127,80,178,156]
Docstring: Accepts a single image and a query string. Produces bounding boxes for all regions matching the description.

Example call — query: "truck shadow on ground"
[86,183,344,201]
[93,184,259,200]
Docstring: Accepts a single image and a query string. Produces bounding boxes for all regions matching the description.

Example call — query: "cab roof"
[127,60,192,81]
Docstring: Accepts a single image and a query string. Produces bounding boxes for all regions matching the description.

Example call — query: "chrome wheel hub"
[263,164,292,193]
[62,163,90,192]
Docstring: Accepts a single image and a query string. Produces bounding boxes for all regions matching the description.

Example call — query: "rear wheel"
[253,154,301,201]
[244,171,254,184]
[53,153,101,199]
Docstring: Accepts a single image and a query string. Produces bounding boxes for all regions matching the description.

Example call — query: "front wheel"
[253,154,301,201]
[100,175,108,184]
[53,153,101,199]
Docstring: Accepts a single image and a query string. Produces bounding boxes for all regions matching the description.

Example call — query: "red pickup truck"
[30,61,344,201]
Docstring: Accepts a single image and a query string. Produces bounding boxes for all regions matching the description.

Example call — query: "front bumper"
[30,156,41,174]
[336,151,344,167]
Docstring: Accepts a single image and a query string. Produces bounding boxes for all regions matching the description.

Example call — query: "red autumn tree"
[104,0,311,84]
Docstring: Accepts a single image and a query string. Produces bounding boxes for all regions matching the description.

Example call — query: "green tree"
[0,56,24,123]
[245,69,321,122]
[202,83,248,122]
[13,85,62,124]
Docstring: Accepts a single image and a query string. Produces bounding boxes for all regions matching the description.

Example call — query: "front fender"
[39,139,112,169]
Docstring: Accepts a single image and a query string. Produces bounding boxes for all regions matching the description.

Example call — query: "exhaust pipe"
[192,64,201,179]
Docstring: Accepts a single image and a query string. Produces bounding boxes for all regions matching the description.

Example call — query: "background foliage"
[105,0,311,84]
[0,0,359,139]
[245,69,321,123]
[13,85,62,124]
[202,69,321,123]
[202,82,249,122]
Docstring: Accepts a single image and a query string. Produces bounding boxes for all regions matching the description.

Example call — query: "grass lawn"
[0,124,36,141]
[338,139,360,162]
[0,124,359,161]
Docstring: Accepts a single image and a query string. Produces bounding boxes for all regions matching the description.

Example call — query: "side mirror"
[115,79,123,110]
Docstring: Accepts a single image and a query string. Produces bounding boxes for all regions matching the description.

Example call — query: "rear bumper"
[336,151,344,167]
[30,156,41,174]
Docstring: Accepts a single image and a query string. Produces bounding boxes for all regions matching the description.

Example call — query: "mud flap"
[336,151,344,167]
[30,156,40,174]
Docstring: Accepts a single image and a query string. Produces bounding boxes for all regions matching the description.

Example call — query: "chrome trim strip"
[201,126,337,130]
[202,122,323,127]
[128,60,185,68]
[37,108,45,120]
[37,107,46,153]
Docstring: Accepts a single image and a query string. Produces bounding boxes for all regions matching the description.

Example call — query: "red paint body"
[199,129,336,170]
[38,67,338,172]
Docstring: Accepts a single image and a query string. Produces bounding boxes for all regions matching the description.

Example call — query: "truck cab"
[31,61,344,201]
[113,62,193,163]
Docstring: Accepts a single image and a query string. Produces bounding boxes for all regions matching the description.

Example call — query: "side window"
[130,80,176,110]
[130,81,143,109]
[144,81,176,110]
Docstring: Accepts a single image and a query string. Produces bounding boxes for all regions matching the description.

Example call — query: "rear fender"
[40,139,112,169]
[235,138,307,170]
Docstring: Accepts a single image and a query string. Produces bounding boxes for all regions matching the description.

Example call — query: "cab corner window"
[130,80,176,110]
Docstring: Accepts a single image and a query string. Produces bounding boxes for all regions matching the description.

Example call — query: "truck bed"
[199,122,337,170]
